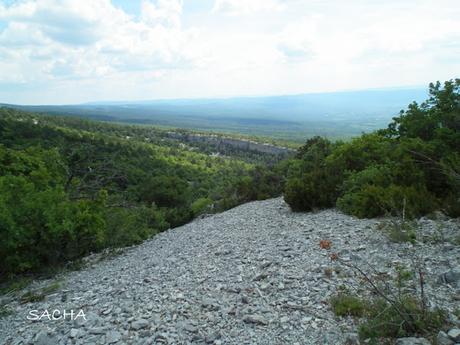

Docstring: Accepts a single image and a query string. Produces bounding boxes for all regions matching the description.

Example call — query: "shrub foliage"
[285,79,460,218]
[0,109,285,278]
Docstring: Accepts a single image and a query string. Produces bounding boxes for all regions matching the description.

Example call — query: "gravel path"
[1,198,459,345]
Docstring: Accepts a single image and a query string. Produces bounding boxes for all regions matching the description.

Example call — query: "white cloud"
[212,0,283,15]
[0,0,459,104]
[141,0,182,28]
[0,0,202,86]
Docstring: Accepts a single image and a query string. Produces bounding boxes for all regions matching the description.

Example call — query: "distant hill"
[1,87,427,140]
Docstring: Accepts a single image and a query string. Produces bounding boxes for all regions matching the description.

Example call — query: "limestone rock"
[448,329,460,342]
[131,319,150,330]
[438,331,455,345]
[106,330,122,344]
[243,314,269,326]
[395,338,431,345]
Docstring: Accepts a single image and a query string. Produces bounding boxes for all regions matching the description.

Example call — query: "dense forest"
[0,79,458,281]
[285,79,460,219]
[0,110,285,278]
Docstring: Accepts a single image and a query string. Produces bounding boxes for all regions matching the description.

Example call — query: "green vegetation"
[333,261,447,343]
[358,297,446,341]
[191,197,213,216]
[0,305,13,318]
[0,277,32,295]
[1,79,457,296]
[330,293,366,317]
[0,108,285,279]
[19,281,61,304]
[378,220,417,243]
[285,79,460,218]
[331,238,451,338]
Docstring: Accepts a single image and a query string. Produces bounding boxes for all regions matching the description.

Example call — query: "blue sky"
[0,0,459,104]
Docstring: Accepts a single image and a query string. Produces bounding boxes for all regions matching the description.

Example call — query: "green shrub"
[330,294,366,317]
[284,137,340,212]
[442,192,460,217]
[358,297,446,341]
[162,206,193,228]
[337,184,388,218]
[284,177,310,211]
[326,133,393,172]
[337,182,438,219]
[104,205,167,248]
[0,174,106,275]
[0,146,110,277]
[138,175,193,207]
[284,79,460,218]
[191,197,213,216]
[0,108,284,279]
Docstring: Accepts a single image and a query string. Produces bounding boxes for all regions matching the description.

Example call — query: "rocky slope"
[166,132,294,156]
[1,198,459,345]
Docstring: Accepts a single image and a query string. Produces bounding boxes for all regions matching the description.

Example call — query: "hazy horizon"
[1,84,429,106]
[4,86,429,140]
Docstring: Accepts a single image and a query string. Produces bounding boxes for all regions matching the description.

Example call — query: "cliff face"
[167,132,295,156]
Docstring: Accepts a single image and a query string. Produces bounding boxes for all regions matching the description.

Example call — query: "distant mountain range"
[1,87,428,140]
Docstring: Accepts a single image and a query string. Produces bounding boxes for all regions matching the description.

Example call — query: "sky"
[0,0,459,104]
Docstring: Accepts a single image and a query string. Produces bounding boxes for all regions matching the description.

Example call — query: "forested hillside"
[0,109,285,278]
[1,79,458,282]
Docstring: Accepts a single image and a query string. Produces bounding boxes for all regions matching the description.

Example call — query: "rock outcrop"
[167,132,295,156]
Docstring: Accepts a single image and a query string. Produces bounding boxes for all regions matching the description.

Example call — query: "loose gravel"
[1,198,459,344]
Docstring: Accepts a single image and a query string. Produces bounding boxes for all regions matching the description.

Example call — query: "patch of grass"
[395,264,413,291]
[335,235,448,344]
[0,305,13,318]
[381,220,417,244]
[0,276,33,295]
[98,247,125,261]
[20,291,45,304]
[40,281,61,295]
[433,223,446,243]
[358,297,446,341]
[336,284,349,293]
[330,294,366,317]
[20,281,61,304]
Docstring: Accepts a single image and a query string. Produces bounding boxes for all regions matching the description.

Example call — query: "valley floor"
[1,198,459,345]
